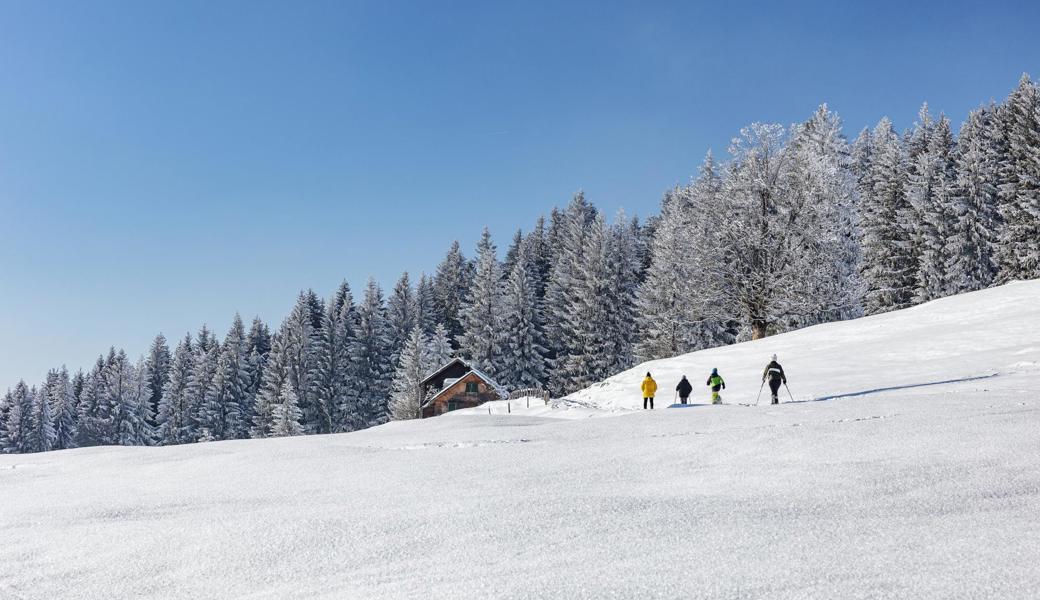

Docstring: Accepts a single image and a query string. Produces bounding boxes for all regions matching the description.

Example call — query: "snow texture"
[2,281,1040,599]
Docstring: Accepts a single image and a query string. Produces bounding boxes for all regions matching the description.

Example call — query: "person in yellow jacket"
[641,372,657,410]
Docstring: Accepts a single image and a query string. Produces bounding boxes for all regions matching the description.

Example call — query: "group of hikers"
[639,355,788,408]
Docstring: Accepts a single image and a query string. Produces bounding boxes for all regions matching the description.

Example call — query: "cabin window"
[447,400,459,412]
[465,382,479,393]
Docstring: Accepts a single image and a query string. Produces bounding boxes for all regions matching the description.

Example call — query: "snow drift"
[2,281,1039,599]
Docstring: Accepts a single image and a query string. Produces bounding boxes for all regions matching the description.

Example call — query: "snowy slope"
[567,280,1040,410]
[2,282,1040,599]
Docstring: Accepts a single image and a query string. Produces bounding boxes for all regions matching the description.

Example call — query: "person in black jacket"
[762,354,787,405]
[675,376,693,404]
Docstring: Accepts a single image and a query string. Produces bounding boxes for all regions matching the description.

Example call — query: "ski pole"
[674,391,678,405]
[785,383,795,403]
[755,380,764,406]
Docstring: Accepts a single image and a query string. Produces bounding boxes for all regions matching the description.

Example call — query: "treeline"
[2,75,1038,453]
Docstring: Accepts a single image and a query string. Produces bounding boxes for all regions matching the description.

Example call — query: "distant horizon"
[3,0,1040,390]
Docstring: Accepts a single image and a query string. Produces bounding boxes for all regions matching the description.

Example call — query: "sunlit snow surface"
[2,282,1040,599]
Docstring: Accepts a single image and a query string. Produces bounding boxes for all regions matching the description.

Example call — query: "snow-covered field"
[2,282,1040,599]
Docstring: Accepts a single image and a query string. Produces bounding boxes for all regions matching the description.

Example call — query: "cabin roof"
[420,357,470,387]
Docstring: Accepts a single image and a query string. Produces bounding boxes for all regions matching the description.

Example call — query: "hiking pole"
[755,380,764,406]
[674,391,678,405]
[784,383,795,403]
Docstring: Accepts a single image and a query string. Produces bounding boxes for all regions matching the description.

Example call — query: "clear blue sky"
[1,0,1038,390]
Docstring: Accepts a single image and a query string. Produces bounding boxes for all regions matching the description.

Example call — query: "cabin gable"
[421,370,502,418]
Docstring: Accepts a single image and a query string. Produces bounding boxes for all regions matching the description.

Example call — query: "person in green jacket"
[706,368,725,404]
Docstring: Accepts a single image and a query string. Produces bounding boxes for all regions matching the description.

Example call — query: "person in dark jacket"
[705,368,725,404]
[675,376,693,404]
[762,354,787,405]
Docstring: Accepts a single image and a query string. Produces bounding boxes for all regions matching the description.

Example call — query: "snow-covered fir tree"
[2,381,34,453]
[557,213,616,391]
[432,240,471,345]
[458,228,504,376]
[252,333,289,438]
[76,354,111,446]
[131,359,154,444]
[351,278,393,427]
[185,326,215,435]
[270,378,304,437]
[414,273,437,335]
[26,385,56,453]
[425,323,453,370]
[388,327,430,420]
[186,330,219,443]
[105,349,151,446]
[304,289,326,331]
[0,390,11,452]
[896,104,935,302]
[200,317,250,440]
[158,334,195,445]
[242,317,272,428]
[501,229,524,283]
[143,334,171,429]
[46,366,78,450]
[636,185,704,360]
[907,113,958,302]
[860,117,917,314]
[222,314,251,438]
[387,272,417,361]
[498,236,548,390]
[947,105,1001,292]
[851,127,874,196]
[994,74,1040,281]
[313,282,358,433]
[544,192,598,394]
[602,210,642,373]
[277,293,323,434]
[524,215,553,303]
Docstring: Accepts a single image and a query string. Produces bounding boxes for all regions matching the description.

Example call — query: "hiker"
[641,372,657,410]
[762,354,787,405]
[705,368,725,404]
[675,376,693,404]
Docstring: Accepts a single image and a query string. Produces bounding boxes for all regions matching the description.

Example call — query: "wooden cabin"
[420,358,505,418]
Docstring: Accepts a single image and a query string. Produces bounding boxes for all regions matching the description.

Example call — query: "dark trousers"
[679,395,689,404]
[769,379,782,404]
[644,397,654,409]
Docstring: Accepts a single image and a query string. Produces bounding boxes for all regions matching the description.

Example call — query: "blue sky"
[1,0,1038,389]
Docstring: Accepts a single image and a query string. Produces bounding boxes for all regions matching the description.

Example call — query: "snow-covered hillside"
[2,282,1039,599]
[567,279,1040,410]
